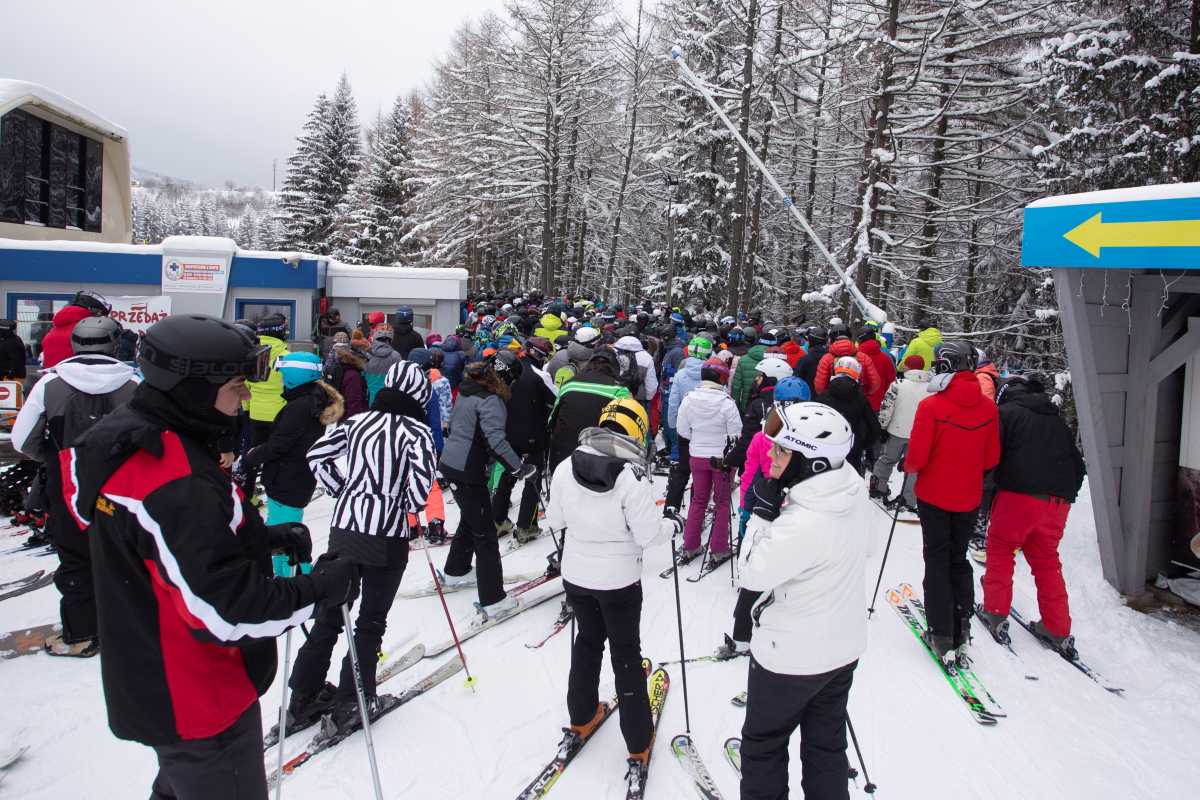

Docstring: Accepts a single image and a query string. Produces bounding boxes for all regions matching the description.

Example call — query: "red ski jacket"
[39,304,92,368]
[813,339,881,398]
[781,341,806,370]
[857,339,896,412]
[903,372,1000,511]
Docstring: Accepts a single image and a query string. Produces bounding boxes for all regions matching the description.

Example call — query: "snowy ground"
[2,475,1199,799]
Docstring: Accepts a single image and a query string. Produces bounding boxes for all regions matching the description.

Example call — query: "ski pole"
[728,473,737,588]
[867,500,902,618]
[271,556,310,798]
[846,714,877,794]
[341,602,385,800]
[669,523,692,734]
[422,534,476,691]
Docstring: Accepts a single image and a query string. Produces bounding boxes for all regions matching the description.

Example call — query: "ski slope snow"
[1,477,1198,799]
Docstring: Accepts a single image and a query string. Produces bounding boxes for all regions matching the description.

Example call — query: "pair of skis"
[0,569,54,602]
[516,664,670,799]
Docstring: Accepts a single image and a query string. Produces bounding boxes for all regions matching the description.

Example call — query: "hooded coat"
[813,339,881,399]
[245,334,289,423]
[390,322,426,360]
[903,371,1000,511]
[534,313,568,346]
[440,336,467,388]
[900,328,943,374]
[794,343,827,396]
[995,383,1085,501]
[364,340,404,404]
[857,338,896,412]
[440,370,524,484]
[878,369,931,437]
[242,380,343,508]
[731,344,767,411]
[666,356,705,429]
[547,366,631,471]
[738,462,873,676]
[817,377,882,472]
[0,324,26,379]
[38,304,92,368]
[614,335,658,402]
[676,382,741,459]
[547,340,595,389]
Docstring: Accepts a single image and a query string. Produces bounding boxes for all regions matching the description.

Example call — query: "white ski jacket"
[738,463,873,676]
[676,382,741,458]
[545,431,671,590]
[879,369,931,437]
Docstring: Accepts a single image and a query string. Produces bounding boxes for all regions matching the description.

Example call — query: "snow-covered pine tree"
[334,96,418,265]
[279,75,363,254]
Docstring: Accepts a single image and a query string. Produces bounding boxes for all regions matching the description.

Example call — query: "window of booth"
[5,292,74,363]
[359,307,433,337]
[236,299,296,341]
[0,109,103,232]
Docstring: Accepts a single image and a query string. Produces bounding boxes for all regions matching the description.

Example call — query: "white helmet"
[755,356,793,381]
[768,402,853,470]
[575,326,600,345]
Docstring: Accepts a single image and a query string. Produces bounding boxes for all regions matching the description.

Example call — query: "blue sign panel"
[1021,194,1200,270]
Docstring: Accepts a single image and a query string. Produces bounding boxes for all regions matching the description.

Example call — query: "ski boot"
[325,693,396,739]
[545,551,562,578]
[974,605,1011,645]
[44,633,98,658]
[473,593,518,628]
[714,634,750,661]
[1031,620,1078,661]
[440,568,475,588]
[514,524,541,544]
[954,617,972,669]
[703,549,732,572]
[284,681,338,734]
[425,519,447,545]
[868,477,889,501]
[495,520,514,538]
[567,704,607,740]
[23,529,51,549]
[672,544,703,566]
[625,749,650,798]
[921,629,956,668]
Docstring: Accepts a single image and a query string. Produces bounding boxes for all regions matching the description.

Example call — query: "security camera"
[281,255,301,267]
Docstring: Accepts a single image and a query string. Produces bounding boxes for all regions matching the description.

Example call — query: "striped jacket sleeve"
[307,423,349,496]
[401,423,438,514]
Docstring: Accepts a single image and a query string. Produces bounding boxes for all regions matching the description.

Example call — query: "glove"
[748,475,785,522]
[231,456,249,486]
[661,513,684,538]
[511,461,537,480]
[662,505,680,521]
[897,446,909,474]
[709,456,729,472]
[309,552,356,606]
[268,523,312,568]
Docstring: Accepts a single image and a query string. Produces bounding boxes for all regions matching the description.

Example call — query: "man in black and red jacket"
[61,314,353,799]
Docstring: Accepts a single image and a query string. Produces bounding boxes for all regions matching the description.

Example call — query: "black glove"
[897,446,909,474]
[309,552,356,606]
[709,456,729,472]
[748,474,785,522]
[511,461,537,480]
[268,523,312,567]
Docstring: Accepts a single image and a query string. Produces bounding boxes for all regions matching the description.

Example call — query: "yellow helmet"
[598,397,649,443]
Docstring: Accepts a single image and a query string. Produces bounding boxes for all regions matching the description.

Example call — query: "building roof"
[0,79,128,142]
[1027,182,1200,209]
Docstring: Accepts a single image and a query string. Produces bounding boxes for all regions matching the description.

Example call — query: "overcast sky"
[3,0,634,189]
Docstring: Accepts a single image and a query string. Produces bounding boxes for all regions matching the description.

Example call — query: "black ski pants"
[444,479,506,606]
[918,500,978,641]
[731,588,762,644]
[740,657,857,800]
[150,701,266,800]
[46,469,95,642]
[492,447,543,530]
[290,547,408,702]
[564,580,652,754]
[663,436,692,511]
[242,420,273,492]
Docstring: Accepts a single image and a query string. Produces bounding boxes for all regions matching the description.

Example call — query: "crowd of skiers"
[0,288,1085,799]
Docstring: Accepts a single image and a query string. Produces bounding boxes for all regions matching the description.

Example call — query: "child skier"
[544,397,679,787]
[738,402,872,800]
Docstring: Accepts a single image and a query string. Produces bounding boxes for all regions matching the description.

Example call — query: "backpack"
[614,350,643,398]
[553,362,578,389]
[52,388,117,450]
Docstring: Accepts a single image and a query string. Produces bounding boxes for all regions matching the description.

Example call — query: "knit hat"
[904,354,925,371]
[351,329,368,350]
[332,331,350,346]
[277,351,323,390]
[425,333,443,347]
[372,325,394,343]
[687,336,713,360]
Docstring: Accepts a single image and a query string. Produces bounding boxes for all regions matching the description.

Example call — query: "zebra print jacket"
[308,362,437,549]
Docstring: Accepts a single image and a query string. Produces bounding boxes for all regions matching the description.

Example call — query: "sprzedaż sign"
[109,296,172,333]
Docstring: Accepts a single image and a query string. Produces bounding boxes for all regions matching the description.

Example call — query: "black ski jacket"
[62,384,318,745]
[795,344,828,395]
[242,381,342,507]
[995,385,1085,502]
[817,378,881,473]
[391,323,426,359]
[505,360,556,456]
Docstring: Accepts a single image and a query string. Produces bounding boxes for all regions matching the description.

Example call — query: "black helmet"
[72,290,111,316]
[490,349,523,386]
[255,313,288,338]
[139,315,271,391]
[741,325,758,344]
[828,322,851,341]
[71,316,123,356]
[807,326,827,346]
[589,348,620,376]
[933,340,978,375]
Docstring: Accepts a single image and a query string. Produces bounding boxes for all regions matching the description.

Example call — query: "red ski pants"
[981,489,1072,636]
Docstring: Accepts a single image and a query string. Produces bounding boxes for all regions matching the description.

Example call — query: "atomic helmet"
[138,315,270,391]
[933,340,978,375]
[755,356,793,381]
[598,397,650,443]
[833,356,862,382]
[277,351,324,390]
[768,402,854,486]
[70,316,122,356]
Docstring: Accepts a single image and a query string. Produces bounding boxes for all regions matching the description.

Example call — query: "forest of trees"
[135,0,1199,371]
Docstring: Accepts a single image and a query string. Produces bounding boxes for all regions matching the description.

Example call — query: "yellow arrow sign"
[1064,213,1200,258]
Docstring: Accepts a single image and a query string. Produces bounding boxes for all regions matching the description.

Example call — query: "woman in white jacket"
[675,361,742,568]
[737,402,873,800]
[544,397,680,785]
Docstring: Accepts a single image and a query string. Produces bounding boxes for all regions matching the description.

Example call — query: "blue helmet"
[773,376,811,403]
[277,351,323,390]
[726,327,744,344]
[396,305,414,324]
